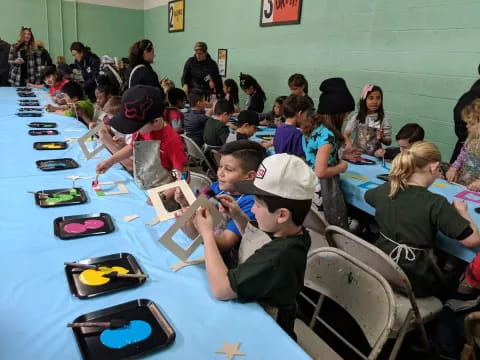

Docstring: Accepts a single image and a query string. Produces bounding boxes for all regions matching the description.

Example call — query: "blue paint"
[100,320,152,349]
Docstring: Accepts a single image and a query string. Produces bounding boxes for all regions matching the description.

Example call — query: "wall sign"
[168,0,185,32]
[217,49,228,77]
[260,0,303,27]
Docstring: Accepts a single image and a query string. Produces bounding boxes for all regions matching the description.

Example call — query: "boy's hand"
[96,159,113,174]
[453,200,468,214]
[337,160,348,173]
[374,148,386,158]
[468,180,480,192]
[446,167,458,182]
[217,195,243,219]
[193,208,214,237]
[112,135,127,147]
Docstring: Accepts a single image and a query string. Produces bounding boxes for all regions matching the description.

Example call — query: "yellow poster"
[168,0,184,32]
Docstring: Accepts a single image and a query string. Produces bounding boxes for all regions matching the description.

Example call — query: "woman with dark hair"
[125,39,161,90]
[451,65,480,163]
[70,41,100,102]
[181,42,223,97]
[8,26,42,86]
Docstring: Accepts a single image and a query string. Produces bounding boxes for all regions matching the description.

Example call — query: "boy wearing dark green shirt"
[203,98,233,146]
[194,153,316,338]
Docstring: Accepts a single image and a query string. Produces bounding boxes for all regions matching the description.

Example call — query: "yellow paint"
[433,182,448,188]
[344,173,368,181]
[79,266,129,286]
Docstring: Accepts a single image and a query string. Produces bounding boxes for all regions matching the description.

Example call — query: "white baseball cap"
[234,153,316,200]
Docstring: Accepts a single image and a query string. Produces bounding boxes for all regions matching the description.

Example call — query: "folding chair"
[188,171,212,195]
[296,247,396,360]
[181,134,217,180]
[325,225,442,359]
[461,311,480,360]
[303,206,329,251]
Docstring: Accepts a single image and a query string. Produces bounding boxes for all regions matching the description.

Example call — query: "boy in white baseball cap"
[193,153,316,339]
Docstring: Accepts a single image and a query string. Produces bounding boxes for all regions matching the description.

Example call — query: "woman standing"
[181,42,223,97]
[125,39,161,90]
[8,26,42,86]
[70,41,100,102]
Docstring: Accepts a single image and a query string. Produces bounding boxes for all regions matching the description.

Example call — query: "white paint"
[64,0,169,10]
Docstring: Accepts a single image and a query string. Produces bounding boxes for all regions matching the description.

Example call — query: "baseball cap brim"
[234,180,278,197]
[109,111,145,134]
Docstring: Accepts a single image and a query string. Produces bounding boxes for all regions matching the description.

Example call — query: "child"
[365,141,480,297]
[193,153,315,339]
[184,89,208,147]
[447,99,480,191]
[273,95,310,157]
[96,85,188,191]
[203,98,234,147]
[259,96,286,127]
[223,78,240,112]
[175,140,265,265]
[302,78,355,228]
[374,123,425,160]
[344,84,392,155]
[42,66,68,104]
[288,73,315,111]
[95,96,133,172]
[81,75,120,127]
[47,81,94,122]
[226,110,259,143]
[165,88,187,134]
[239,73,266,113]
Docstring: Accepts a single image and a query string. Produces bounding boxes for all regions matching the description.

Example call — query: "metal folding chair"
[181,134,217,180]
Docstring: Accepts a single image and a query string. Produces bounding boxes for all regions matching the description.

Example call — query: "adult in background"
[35,40,53,67]
[451,65,480,163]
[181,41,223,97]
[70,41,100,102]
[8,26,42,86]
[125,39,161,90]
[0,37,10,86]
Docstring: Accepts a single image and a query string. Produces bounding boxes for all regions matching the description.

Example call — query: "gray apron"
[133,136,173,190]
[238,222,272,264]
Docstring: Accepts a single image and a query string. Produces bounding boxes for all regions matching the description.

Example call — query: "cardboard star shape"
[215,341,245,360]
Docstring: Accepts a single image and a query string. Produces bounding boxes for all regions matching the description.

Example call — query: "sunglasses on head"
[22,26,31,30]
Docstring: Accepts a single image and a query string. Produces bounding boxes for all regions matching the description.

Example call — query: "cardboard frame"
[148,180,196,222]
[159,195,223,261]
[96,181,129,196]
[78,123,106,160]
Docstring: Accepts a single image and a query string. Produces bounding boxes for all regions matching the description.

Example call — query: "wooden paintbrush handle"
[67,322,110,328]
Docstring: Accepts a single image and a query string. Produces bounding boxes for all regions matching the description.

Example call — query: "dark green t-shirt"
[227,229,311,307]
[365,183,470,295]
[203,117,230,146]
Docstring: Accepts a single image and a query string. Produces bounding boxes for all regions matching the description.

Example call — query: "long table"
[0,88,309,360]
[340,157,480,263]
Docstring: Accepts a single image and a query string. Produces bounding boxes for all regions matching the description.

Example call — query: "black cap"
[317,78,355,115]
[110,85,165,134]
[237,110,260,126]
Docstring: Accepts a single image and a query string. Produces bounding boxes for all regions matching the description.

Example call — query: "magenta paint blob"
[84,219,104,229]
[64,223,87,233]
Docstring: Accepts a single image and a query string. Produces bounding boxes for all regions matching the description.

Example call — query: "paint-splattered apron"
[458,149,480,186]
[353,121,380,155]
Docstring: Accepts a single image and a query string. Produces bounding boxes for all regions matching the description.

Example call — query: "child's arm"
[97,129,133,172]
[447,145,467,182]
[379,117,392,146]
[454,200,480,248]
[314,144,348,179]
[195,208,237,300]
[96,144,133,174]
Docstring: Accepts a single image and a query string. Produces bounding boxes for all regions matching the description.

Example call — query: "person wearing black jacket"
[0,38,10,86]
[181,42,223,97]
[451,68,480,163]
[35,40,53,67]
[124,39,161,90]
[70,41,100,102]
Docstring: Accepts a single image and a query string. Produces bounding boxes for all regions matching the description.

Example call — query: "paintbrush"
[64,262,99,270]
[67,319,129,329]
[102,271,149,280]
[92,173,100,191]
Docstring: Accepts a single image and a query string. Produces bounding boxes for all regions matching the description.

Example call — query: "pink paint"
[84,219,104,229]
[64,223,87,233]
[455,190,480,204]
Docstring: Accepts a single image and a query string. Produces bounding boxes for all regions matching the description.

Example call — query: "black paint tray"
[29,129,59,136]
[35,187,87,208]
[65,253,147,299]
[36,158,79,171]
[28,122,57,128]
[54,213,114,240]
[34,141,68,150]
[70,299,175,360]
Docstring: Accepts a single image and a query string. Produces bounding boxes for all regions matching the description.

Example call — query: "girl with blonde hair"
[365,141,480,297]
[447,98,480,191]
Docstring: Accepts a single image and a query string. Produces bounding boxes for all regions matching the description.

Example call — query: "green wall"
[145,0,480,158]
[0,0,143,63]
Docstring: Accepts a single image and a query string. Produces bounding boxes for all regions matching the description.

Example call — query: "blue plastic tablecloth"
[0,88,309,360]
[340,157,480,263]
